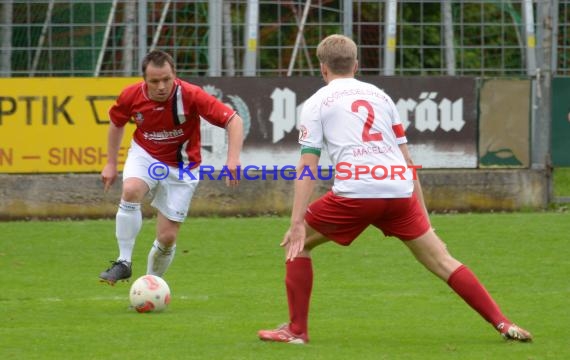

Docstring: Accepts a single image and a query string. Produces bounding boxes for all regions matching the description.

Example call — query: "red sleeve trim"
[224,112,238,128]
[392,124,406,138]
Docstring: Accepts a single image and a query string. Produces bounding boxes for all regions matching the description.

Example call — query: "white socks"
[115,200,142,263]
[147,239,176,277]
[115,200,175,277]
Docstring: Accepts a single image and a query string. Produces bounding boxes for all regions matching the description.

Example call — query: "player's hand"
[101,163,118,192]
[224,160,240,187]
[281,223,306,261]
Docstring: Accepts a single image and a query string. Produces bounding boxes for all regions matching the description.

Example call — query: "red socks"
[285,257,313,335]
[285,261,508,335]
[447,265,508,327]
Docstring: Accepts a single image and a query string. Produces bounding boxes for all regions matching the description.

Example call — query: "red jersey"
[109,79,236,168]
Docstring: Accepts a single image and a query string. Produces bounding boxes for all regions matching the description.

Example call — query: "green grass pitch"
[553,167,570,196]
[1,213,568,359]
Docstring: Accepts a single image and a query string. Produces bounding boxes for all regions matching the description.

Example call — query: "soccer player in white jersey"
[99,50,243,284]
[258,34,532,344]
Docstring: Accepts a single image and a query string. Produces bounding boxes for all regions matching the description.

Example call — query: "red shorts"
[305,191,430,245]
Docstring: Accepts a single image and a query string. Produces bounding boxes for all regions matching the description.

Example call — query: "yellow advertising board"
[0,78,138,173]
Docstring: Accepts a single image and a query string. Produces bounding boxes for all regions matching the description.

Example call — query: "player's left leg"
[404,229,532,342]
[147,212,180,277]
[147,166,199,277]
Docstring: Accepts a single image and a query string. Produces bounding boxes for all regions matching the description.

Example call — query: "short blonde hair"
[316,34,357,75]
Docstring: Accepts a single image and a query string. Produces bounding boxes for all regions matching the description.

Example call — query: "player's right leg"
[379,194,532,342]
[99,177,149,285]
[404,229,532,342]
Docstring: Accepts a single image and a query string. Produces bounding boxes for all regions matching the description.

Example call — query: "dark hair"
[141,50,175,75]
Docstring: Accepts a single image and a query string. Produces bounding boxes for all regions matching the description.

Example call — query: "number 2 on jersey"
[351,99,383,142]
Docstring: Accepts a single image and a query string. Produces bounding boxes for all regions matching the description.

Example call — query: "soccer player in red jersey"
[258,35,532,344]
[99,50,243,284]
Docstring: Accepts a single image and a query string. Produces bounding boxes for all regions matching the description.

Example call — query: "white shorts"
[122,140,200,222]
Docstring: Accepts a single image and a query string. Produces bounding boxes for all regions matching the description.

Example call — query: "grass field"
[553,167,570,196]
[1,213,568,359]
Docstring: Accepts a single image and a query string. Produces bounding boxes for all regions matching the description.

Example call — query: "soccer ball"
[129,275,171,313]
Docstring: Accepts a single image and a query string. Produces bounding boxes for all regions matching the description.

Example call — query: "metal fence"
[0,0,568,77]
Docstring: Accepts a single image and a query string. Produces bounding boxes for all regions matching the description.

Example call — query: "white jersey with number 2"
[298,78,415,199]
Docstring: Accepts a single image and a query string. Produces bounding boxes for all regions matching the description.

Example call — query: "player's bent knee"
[157,233,177,247]
[303,233,330,251]
[122,179,149,201]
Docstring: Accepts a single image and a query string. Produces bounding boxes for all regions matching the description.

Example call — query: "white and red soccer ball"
[129,275,171,313]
